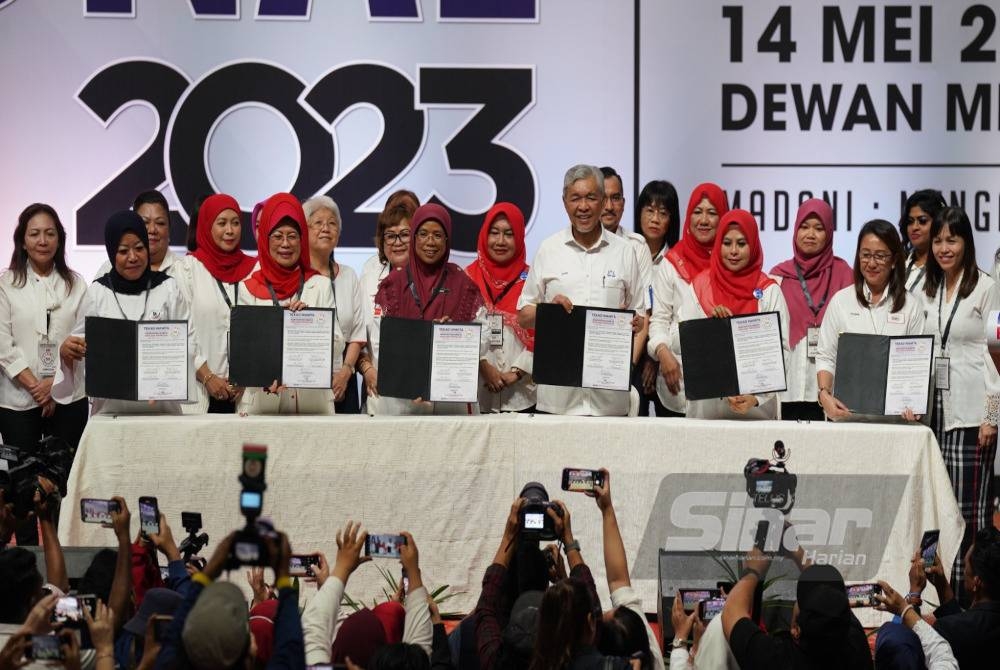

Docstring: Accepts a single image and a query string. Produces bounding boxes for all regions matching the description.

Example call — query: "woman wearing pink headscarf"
[770,199,853,421]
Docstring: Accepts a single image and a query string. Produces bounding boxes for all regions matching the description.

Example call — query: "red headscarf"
[666,183,730,283]
[372,601,406,644]
[244,193,318,300]
[692,209,776,315]
[190,194,257,282]
[249,599,279,664]
[770,199,853,348]
[465,202,534,350]
[330,608,386,666]
[374,203,483,321]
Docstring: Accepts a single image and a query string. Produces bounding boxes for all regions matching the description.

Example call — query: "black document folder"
[678,311,786,401]
[377,317,481,401]
[532,303,633,389]
[229,306,284,388]
[85,316,188,401]
[833,333,934,415]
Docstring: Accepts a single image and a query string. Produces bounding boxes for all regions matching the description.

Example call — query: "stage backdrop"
[3,1,1000,278]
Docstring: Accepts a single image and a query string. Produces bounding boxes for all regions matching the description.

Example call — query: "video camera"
[178,511,209,565]
[518,481,562,542]
[0,437,74,518]
[226,444,271,569]
[744,440,797,514]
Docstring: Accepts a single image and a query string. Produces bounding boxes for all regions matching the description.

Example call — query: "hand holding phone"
[920,530,940,570]
[677,588,720,614]
[365,534,406,559]
[27,635,65,661]
[846,583,882,608]
[139,496,160,537]
[561,468,605,493]
[79,498,121,525]
[289,554,321,578]
[698,597,726,622]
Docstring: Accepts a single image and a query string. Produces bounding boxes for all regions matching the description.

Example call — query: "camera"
[178,511,209,561]
[0,437,74,518]
[744,440,797,514]
[226,445,272,569]
[518,481,562,542]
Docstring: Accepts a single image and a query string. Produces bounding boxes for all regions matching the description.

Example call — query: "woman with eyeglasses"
[899,189,947,294]
[304,195,366,414]
[372,203,484,415]
[235,192,343,415]
[918,207,1000,603]
[815,219,926,420]
[769,199,853,421]
[357,191,418,411]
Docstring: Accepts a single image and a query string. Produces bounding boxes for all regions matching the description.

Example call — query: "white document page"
[883,337,933,415]
[282,309,334,389]
[581,309,632,391]
[731,312,786,395]
[429,323,481,402]
[136,321,189,400]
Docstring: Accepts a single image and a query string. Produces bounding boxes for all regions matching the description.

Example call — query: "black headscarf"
[96,210,169,296]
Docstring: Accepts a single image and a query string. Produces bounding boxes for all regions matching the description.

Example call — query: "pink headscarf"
[770,199,853,348]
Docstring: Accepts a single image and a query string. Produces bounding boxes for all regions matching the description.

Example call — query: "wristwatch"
[563,539,581,555]
[671,637,686,649]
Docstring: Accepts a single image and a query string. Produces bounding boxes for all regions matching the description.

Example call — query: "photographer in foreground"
[302,522,433,666]
[154,529,304,670]
[721,548,872,669]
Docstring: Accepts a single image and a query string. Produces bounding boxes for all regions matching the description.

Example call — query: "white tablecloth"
[58,414,963,617]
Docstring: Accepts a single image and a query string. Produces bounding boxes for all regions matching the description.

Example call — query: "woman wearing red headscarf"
[672,209,790,420]
[648,183,729,416]
[373,203,484,415]
[769,199,853,421]
[235,192,343,415]
[466,202,536,413]
[180,193,258,413]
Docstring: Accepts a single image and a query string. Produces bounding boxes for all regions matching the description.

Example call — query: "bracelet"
[900,604,915,620]
[670,637,687,649]
[192,572,213,587]
[905,591,922,602]
[95,653,114,661]
[740,567,764,581]
[202,372,216,385]
[563,539,581,555]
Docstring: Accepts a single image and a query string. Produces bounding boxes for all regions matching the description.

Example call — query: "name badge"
[488,313,504,347]
[935,356,950,390]
[888,313,905,324]
[806,327,820,359]
[37,341,57,378]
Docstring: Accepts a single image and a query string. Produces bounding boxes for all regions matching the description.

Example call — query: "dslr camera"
[226,445,273,569]
[744,440,797,514]
[518,481,562,542]
[0,437,74,518]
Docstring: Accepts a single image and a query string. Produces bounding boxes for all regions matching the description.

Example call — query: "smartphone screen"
[289,554,319,577]
[846,583,882,608]
[80,498,118,524]
[365,534,405,558]
[561,468,604,493]
[678,589,719,613]
[920,530,940,569]
[28,635,63,661]
[698,597,726,622]
[51,597,83,627]
[139,497,160,536]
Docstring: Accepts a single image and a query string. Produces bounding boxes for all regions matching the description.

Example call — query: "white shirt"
[517,227,644,416]
[478,319,536,413]
[234,275,344,415]
[905,252,928,294]
[772,276,824,404]
[918,271,1000,431]
[0,267,88,410]
[360,254,399,365]
[671,281,791,420]
[175,256,255,412]
[54,276,202,415]
[613,225,653,311]
[647,259,687,414]
[816,284,928,378]
[912,619,960,670]
[609,586,665,670]
[331,264,367,344]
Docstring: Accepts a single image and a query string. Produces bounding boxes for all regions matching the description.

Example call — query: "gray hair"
[302,195,341,225]
[562,164,605,197]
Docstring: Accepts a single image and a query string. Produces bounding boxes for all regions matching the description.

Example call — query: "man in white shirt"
[517,164,644,416]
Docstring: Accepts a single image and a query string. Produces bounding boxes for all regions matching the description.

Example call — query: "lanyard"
[406,266,449,314]
[215,279,238,309]
[905,257,926,292]
[111,278,152,320]
[793,263,831,323]
[937,287,962,352]
[265,274,304,306]
[327,260,344,333]
[484,278,521,310]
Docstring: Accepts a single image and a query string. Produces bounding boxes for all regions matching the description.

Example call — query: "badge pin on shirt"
[753,288,764,299]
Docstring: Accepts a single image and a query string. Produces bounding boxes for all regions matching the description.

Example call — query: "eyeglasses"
[859,252,892,265]
[416,229,446,242]
[642,206,669,218]
[383,231,410,245]
[269,232,300,244]
[308,219,339,230]
[488,229,515,239]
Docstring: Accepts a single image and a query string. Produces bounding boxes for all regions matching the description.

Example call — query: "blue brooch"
[519,270,528,280]
[753,288,764,299]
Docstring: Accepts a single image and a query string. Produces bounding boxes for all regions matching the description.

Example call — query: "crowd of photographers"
[2,466,1000,670]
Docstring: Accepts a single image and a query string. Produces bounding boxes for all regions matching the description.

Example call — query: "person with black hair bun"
[918,206,1000,602]
[899,189,947,294]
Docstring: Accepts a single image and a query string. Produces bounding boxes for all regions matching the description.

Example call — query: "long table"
[58,414,963,617]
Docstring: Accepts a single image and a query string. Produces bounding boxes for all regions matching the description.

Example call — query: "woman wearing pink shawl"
[770,199,853,420]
